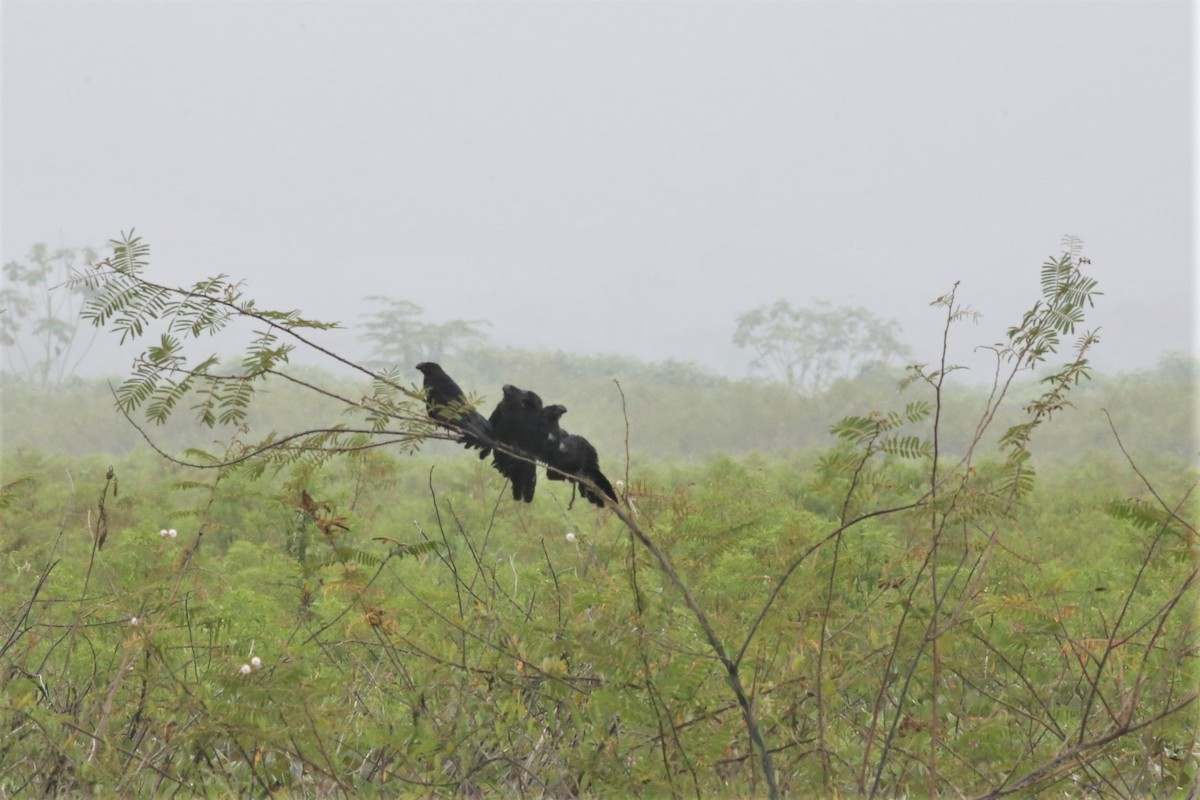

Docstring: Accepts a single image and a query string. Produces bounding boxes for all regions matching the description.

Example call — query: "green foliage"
[733,299,912,393]
[1,445,1193,797]
[1,242,101,388]
[73,232,344,441]
[992,239,1101,500]
[0,476,35,511]
[4,231,1193,797]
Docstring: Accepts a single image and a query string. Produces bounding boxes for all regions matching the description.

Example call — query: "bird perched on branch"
[415,362,493,457]
[488,384,548,502]
[541,404,617,509]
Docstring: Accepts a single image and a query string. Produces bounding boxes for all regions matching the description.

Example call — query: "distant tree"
[733,300,911,393]
[1152,351,1198,382]
[1,243,100,388]
[359,296,490,369]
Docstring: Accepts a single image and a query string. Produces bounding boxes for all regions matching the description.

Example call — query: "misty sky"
[2,1,1194,380]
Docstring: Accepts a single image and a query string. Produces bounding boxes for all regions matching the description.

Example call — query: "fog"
[2,1,1193,381]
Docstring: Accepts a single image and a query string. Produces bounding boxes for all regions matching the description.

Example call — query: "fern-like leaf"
[831,415,880,446]
[903,401,931,424]
[1105,499,1177,533]
[878,435,932,460]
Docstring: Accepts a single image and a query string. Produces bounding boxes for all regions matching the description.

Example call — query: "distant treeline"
[1,347,1193,467]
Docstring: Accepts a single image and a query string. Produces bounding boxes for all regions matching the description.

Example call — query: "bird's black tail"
[455,413,493,459]
[580,469,617,507]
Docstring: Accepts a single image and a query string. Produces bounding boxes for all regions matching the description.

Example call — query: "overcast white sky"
[2,1,1194,380]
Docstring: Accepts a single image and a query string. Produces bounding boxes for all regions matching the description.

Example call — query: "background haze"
[2,1,1193,378]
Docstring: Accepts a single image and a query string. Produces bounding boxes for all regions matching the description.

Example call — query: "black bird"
[415,362,493,457]
[488,384,548,502]
[541,404,617,509]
